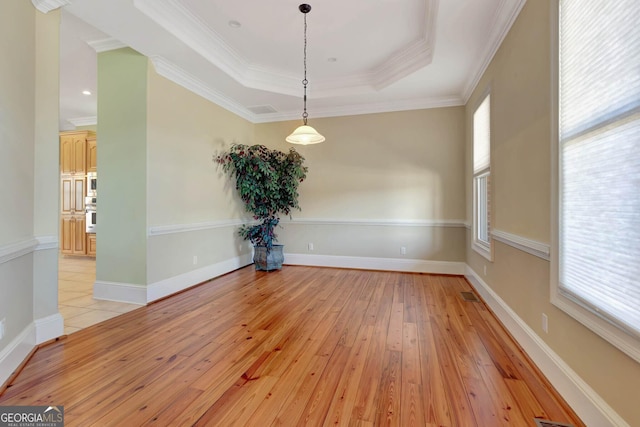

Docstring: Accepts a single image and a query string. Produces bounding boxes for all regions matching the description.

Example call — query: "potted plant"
[215,144,308,270]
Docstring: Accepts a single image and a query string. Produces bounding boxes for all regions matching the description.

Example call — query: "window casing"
[473,93,492,260]
[552,0,640,362]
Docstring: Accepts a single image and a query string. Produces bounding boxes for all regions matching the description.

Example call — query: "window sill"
[551,290,640,363]
[472,240,493,261]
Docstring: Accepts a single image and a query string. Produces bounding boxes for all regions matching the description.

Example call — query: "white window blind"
[473,95,491,173]
[473,93,491,259]
[559,0,640,337]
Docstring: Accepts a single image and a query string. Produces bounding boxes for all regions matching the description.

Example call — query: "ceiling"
[57,0,526,130]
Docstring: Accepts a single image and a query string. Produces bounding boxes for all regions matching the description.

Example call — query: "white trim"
[472,241,493,261]
[35,236,58,251]
[148,219,254,236]
[149,56,255,123]
[135,0,437,98]
[491,229,550,261]
[465,266,630,427]
[551,294,640,363]
[252,96,465,124]
[148,218,466,237]
[87,38,127,53]
[284,253,465,275]
[93,254,254,304]
[370,0,437,91]
[68,116,98,127]
[93,281,147,305]
[549,0,640,365]
[149,57,464,124]
[0,324,35,387]
[461,0,527,103]
[283,218,467,228]
[0,238,37,265]
[34,314,64,344]
[147,253,253,303]
[31,0,70,14]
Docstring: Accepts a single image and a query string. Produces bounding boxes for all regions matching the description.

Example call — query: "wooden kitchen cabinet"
[86,136,97,172]
[60,216,86,255]
[60,131,92,174]
[60,175,85,215]
[60,130,96,257]
[87,234,96,257]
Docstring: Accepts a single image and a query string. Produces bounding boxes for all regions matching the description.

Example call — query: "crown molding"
[68,116,97,127]
[87,37,127,53]
[149,54,463,123]
[371,0,438,90]
[252,95,464,123]
[461,0,527,102]
[134,0,301,96]
[31,0,70,14]
[149,56,254,122]
[134,0,439,98]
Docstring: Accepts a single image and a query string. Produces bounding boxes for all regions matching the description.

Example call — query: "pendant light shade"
[286,124,325,145]
[287,4,325,145]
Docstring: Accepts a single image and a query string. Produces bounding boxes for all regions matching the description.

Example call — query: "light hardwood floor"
[5,266,583,426]
[58,255,140,334]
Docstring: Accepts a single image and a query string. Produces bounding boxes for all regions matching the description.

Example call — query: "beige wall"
[257,108,466,261]
[146,69,254,227]
[0,3,36,244]
[466,1,640,424]
[0,0,36,351]
[0,2,61,371]
[259,109,465,221]
[33,9,61,320]
[146,66,255,284]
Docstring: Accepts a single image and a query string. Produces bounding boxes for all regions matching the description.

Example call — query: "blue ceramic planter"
[253,244,284,271]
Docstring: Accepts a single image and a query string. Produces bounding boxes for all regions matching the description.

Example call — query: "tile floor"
[58,254,141,335]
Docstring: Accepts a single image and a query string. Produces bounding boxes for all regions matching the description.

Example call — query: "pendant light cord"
[302,11,308,125]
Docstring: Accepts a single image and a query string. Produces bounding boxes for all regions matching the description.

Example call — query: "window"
[553,0,640,361]
[473,93,492,260]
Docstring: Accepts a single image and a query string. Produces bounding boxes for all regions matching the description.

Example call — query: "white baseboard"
[94,254,254,305]
[93,281,147,305]
[0,324,35,387]
[147,253,253,303]
[465,266,629,427]
[34,313,64,344]
[284,253,466,275]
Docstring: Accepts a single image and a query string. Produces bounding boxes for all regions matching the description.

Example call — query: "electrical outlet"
[0,318,5,340]
[193,255,198,265]
[400,246,406,255]
[308,243,314,251]
[542,313,548,333]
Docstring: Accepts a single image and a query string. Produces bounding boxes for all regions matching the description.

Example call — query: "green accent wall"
[96,48,148,286]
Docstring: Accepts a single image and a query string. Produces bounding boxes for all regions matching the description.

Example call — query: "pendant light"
[286,4,325,145]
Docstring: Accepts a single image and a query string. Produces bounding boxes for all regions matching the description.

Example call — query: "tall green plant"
[215,144,308,250]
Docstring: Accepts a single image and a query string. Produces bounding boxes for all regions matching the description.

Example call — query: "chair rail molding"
[148,218,255,236]
[283,218,467,228]
[0,238,37,265]
[491,228,550,261]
